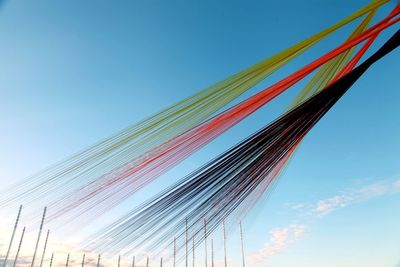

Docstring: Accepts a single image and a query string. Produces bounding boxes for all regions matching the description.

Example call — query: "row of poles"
[1,205,49,267]
[1,206,247,267]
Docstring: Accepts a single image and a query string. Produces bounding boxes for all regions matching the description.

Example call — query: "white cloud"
[248,177,400,266]
[314,194,354,216]
[291,224,307,238]
[248,224,307,265]
[313,178,400,216]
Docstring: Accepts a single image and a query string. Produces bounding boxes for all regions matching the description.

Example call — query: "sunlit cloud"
[313,178,400,216]
[249,177,400,266]
[248,224,308,265]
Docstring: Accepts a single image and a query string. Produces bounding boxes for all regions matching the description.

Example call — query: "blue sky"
[0,0,399,266]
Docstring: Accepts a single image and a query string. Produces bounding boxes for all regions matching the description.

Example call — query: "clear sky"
[0,0,399,266]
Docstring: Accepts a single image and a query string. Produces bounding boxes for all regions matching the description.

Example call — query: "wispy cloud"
[249,177,400,266]
[313,178,400,216]
[248,224,307,265]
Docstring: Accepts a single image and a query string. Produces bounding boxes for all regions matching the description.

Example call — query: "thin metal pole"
[192,238,195,267]
[132,256,135,267]
[31,207,47,267]
[65,253,70,267]
[146,256,149,267]
[185,218,188,267]
[239,222,246,267]
[2,205,22,267]
[49,252,54,267]
[81,253,85,267]
[211,240,214,267]
[173,237,176,267]
[160,257,163,267]
[223,221,227,267]
[204,219,207,267]
[118,255,121,267]
[39,230,50,267]
[12,226,25,267]
[97,254,101,267]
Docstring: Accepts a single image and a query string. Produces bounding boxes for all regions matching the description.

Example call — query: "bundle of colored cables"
[43,5,399,226]
[0,1,389,215]
[86,30,400,259]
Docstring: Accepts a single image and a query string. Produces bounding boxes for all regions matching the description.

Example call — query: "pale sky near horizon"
[0,0,399,266]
